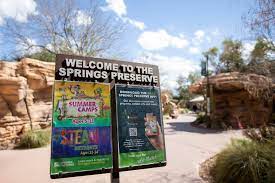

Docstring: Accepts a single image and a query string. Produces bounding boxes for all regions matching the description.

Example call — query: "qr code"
[129,128,137,136]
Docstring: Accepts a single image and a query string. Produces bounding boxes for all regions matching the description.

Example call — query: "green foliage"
[220,39,245,72]
[203,47,219,74]
[251,38,272,61]
[176,72,201,105]
[16,130,51,149]
[203,47,218,59]
[243,126,275,144]
[211,139,275,183]
[202,37,274,75]
[195,112,208,124]
[246,38,274,76]
[163,103,174,115]
[179,107,190,114]
[187,72,201,85]
[25,50,56,62]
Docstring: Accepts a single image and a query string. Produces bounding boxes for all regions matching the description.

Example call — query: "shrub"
[16,130,51,149]
[163,103,174,115]
[243,126,275,143]
[210,139,275,183]
[195,112,208,124]
[25,50,56,62]
[179,108,190,114]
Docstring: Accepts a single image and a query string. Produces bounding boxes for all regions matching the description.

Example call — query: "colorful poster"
[116,85,166,168]
[50,81,112,176]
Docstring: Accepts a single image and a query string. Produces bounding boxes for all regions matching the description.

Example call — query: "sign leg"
[111,85,120,183]
[111,172,120,183]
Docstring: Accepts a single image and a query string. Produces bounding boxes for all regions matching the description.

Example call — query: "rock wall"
[189,72,273,129]
[0,58,54,149]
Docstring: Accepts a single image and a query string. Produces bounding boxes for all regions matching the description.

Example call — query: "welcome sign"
[51,54,166,179]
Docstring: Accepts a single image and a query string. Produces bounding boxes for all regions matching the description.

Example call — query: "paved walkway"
[0,114,243,183]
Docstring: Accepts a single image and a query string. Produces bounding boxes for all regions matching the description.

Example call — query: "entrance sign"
[50,81,112,177]
[51,54,166,179]
[116,85,166,168]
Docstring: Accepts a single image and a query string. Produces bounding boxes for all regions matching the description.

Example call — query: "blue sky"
[98,0,256,89]
[0,0,257,90]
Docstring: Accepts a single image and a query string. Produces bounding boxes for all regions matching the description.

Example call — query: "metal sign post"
[111,85,120,183]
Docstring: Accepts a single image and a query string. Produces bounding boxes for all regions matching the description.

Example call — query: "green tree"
[1,0,123,61]
[251,38,274,61]
[202,47,219,74]
[220,39,245,72]
[176,72,201,105]
[188,71,201,85]
[247,38,274,76]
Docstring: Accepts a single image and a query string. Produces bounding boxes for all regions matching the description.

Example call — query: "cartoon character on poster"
[53,81,111,124]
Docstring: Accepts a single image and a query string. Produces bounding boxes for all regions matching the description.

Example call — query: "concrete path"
[0,114,243,183]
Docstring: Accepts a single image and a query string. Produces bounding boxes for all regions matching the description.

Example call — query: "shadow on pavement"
[166,122,223,134]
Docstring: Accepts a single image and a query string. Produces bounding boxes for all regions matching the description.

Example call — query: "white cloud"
[211,29,220,36]
[192,30,205,45]
[104,0,126,17]
[189,47,200,55]
[122,17,145,30]
[137,29,189,50]
[242,41,255,59]
[0,17,3,25]
[76,11,92,26]
[0,0,37,25]
[136,52,200,90]
[102,0,145,30]
[206,36,211,43]
[194,30,205,40]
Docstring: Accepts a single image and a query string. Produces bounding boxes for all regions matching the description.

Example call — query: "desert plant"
[210,139,275,183]
[16,130,51,149]
[163,103,174,115]
[243,126,275,143]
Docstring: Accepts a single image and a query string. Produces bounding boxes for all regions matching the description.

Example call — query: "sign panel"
[50,81,112,176]
[115,84,166,168]
[201,61,207,76]
[55,54,160,86]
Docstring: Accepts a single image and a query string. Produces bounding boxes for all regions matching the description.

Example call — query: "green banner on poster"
[115,85,166,168]
[50,81,112,176]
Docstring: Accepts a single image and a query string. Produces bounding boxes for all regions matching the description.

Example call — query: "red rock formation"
[189,72,273,129]
[0,58,54,149]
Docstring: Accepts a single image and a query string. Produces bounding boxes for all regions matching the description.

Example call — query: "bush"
[210,139,275,183]
[243,126,275,143]
[16,130,51,149]
[163,103,174,115]
[195,112,208,124]
[179,108,190,114]
[25,50,56,62]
